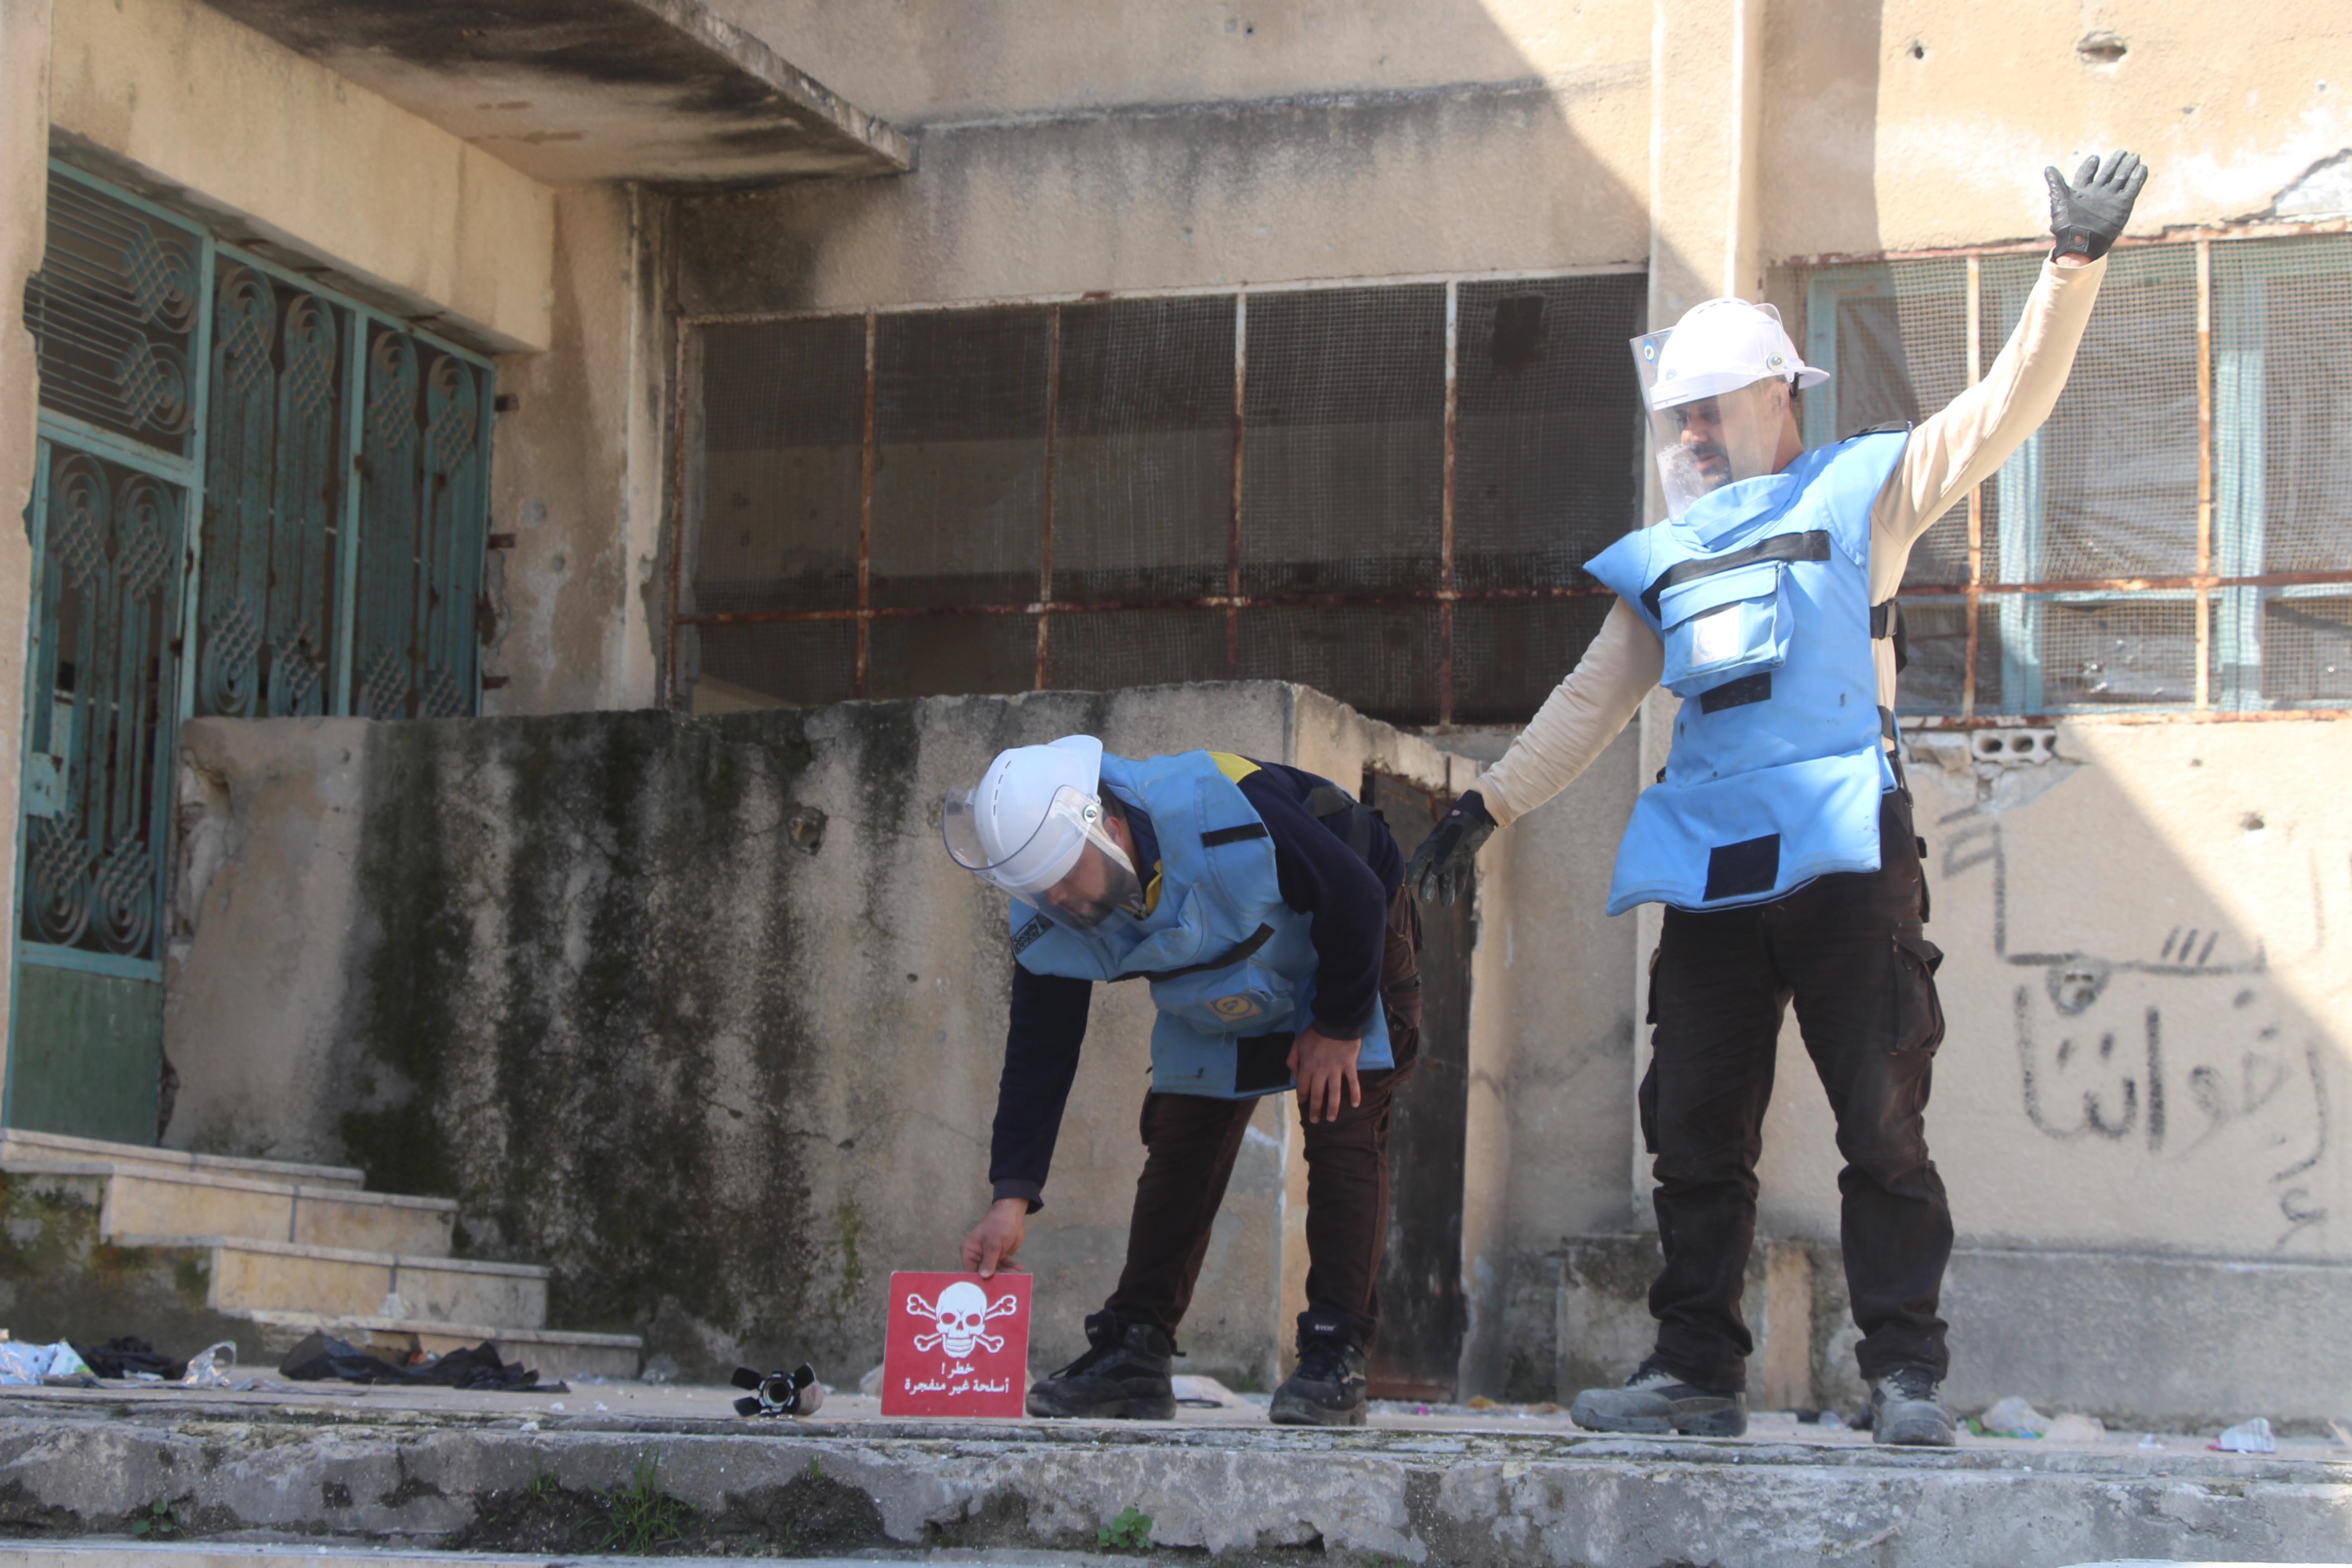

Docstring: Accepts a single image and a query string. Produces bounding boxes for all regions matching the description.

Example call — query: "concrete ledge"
[0,1395,2347,1566]
[0,1130,363,1189]
[1556,1233,2352,1432]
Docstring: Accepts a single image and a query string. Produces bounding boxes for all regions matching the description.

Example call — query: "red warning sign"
[880,1270,1033,1419]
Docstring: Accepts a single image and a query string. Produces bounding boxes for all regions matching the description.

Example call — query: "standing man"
[946,736,1421,1427]
[1406,153,2149,1445]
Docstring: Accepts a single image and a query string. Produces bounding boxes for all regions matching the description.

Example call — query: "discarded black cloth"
[278,1331,562,1393]
[70,1337,186,1381]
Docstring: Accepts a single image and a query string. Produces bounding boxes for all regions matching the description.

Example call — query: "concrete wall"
[675,0,1652,314]
[161,684,1473,1386]
[46,0,554,353]
[485,186,672,716]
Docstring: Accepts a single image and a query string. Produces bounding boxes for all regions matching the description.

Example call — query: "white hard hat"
[943,735,1105,896]
[1643,298,1828,411]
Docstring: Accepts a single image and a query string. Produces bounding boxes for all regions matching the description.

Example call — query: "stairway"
[0,1127,640,1381]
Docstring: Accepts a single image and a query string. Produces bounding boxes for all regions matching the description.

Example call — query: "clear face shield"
[1633,327,1793,519]
[942,783,1147,934]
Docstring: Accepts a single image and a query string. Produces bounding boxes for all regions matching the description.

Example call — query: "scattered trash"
[858,1363,885,1397]
[1172,1374,1244,1410]
[639,1353,680,1387]
[278,1332,563,1394]
[731,1363,824,1417]
[2210,1417,2275,1454]
[519,1419,540,1432]
[70,1338,185,1380]
[2042,1412,2105,1444]
[1466,1395,1498,1410]
[0,1340,92,1385]
[2138,1432,2165,1450]
[2329,1419,2352,1450]
[180,1341,238,1388]
[1979,1396,2049,1438]
[1818,1410,1846,1431]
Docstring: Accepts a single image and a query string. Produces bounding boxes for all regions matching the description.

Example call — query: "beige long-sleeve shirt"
[1475,256,2109,828]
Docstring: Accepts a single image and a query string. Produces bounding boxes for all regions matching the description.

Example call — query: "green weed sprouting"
[1098,1504,1153,1550]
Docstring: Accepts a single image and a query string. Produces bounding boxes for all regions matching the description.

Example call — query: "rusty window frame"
[666,267,1648,725]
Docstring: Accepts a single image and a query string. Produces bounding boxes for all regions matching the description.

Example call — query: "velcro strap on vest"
[1138,922,1276,984]
[1200,823,1269,847]
[1880,706,1908,792]
[1640,529,1832,620]
[1870,598,1910,674]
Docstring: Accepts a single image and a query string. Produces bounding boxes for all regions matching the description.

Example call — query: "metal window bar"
[672,270,1650,724]
[1793,227,2352,726]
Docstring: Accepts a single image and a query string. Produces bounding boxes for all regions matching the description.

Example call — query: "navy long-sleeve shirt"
[987,760,1402,1210]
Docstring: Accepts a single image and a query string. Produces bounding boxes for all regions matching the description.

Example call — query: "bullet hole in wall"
[2240,812,2265,833]
[1907,39,1926,60]
[2077,31,2127,64]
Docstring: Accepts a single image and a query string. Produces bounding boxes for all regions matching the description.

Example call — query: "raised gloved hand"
[1405,790,1495,906]
[2044,150,2149,263]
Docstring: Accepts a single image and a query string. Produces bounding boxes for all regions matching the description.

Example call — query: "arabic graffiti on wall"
[1939,811,2332,1253]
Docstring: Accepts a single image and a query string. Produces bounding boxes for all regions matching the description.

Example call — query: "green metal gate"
[5,163,496,1142]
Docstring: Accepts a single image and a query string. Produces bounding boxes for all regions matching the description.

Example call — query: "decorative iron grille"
[1792,230,2352,718]
[676,273,1650,725]
[16,164,499,969]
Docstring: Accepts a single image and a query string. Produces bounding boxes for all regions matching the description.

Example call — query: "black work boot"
[1269,1313,1367,1427]
[1568,1357,1747,1437]
[1868,1367,1956,1447]
[1024,1310,1176,1420]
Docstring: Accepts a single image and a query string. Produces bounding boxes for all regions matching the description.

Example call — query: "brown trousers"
[1103,886,1422,1350]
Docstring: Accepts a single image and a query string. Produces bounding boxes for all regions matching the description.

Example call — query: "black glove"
[1405,790,1495,907]
[2044,150,2148,263]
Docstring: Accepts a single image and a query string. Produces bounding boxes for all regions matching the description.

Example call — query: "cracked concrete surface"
[0,1385,2348,1566]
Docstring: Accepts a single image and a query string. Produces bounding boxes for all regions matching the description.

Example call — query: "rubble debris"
[1980,1396,2050,1437]
[278,1331,564,1393]
[68,1336,184,1380]
[0,1338,91,1384]
[180,1340,237,1388]
[2042,1412,2106,1444]
[2211,1416,2276,1453]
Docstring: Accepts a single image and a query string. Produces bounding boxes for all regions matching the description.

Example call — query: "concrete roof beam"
[193,0,913,187]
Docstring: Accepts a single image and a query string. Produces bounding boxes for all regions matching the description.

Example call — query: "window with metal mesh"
[1797,233,2352,718]
[681,274,1647,725]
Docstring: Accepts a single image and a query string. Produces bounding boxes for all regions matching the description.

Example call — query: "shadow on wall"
[671,1,1657,314]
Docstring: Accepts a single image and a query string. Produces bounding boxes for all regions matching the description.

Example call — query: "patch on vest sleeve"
[1011,914,1054,956]
[1698,671,1773,714]
[1704,834,1782,901]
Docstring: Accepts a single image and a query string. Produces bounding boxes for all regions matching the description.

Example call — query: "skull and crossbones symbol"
[909,1281,1020,1357]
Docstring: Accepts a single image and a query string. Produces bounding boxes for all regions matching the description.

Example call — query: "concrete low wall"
[1553,1233,2352,1432]
[162,684,1469,1387]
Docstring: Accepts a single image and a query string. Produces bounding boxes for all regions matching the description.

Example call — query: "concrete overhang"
[194,0,912,187]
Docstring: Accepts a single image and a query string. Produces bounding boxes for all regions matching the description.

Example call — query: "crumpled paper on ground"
[0,1340,93,1385]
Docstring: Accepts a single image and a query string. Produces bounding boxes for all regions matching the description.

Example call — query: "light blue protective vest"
[1010,750,1395,1099]
[1583,431,1907,916]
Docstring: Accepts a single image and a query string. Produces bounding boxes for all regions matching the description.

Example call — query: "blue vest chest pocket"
[1658,560,1793,698]
[1149,959,1294,1035]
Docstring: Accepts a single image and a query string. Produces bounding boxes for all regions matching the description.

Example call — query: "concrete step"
[235,1309,642,1382]
[1,1160,456,1256]
[0,1548,1004,1568]
[0,1127,364,1190]
[112,1235,549,1328]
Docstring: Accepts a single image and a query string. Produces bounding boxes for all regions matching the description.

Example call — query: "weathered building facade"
[1,0,2347,1423]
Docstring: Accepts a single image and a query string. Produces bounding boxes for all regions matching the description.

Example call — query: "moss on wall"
[335,708,843,1379]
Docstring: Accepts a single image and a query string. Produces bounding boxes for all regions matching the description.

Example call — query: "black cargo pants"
[1642,789,1951,1394]
[1104,884,1423,1351]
